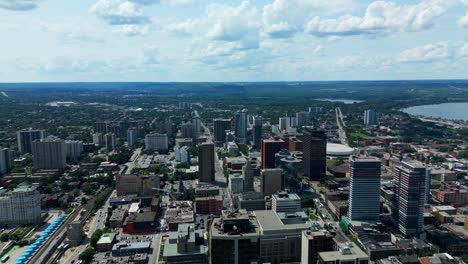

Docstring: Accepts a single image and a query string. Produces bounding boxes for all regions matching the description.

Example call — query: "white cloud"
[305,0,453,37]
[460,43,468,56]
[262,0,356,38]
[90,0,150,25]
[458,12,468,28]
[399,41,450,62]
[113,24,150,36]
[143,46,160,64]
[0,0,41,10]
[166,19,201,36]
[129,0,193,5]
[206,1,260,50]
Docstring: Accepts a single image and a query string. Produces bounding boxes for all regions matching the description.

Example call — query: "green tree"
[0,233,9,242]
[90,229,103,248]
[79,247,95,264]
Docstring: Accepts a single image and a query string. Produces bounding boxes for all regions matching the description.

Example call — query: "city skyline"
[1,0,468,82]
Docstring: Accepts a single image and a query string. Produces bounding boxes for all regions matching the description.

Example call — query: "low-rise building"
[96,233,117,252]
[195,196,223,216]
[165,201,195,231]
[109,206,129,228]
[318,241,370,264]
[163,224,207,264]
[112,241,152,257]
[122,211,157,234]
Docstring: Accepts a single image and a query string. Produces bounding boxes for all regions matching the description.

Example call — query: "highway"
[335,108,349,146]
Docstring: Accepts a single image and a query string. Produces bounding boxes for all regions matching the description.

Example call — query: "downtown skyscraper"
[234,109,248,143]
[393,161,426,238]
[348,156,381,221]
[301,128,326,180]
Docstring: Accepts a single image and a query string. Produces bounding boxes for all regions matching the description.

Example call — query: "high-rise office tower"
[242,159,254,192]
[95,121,108,134]
[279,117,289,131]
[198,142,215,182]
[234,109,248,143]
[348,156,381,221]
[252,116,263,149]
[65,140,83,159]
[0,148,11,174]
[301,128,327,180]
[296,111,310,127]
[261,137,285,169]
[181,121,194,139]
[213,118,231,143]
[364,109,379,126]
[261,168,283,196]
[92,132,103,146]
[127,128,138,148]
[104,133,116,151]
[31,136,67,169]
[17,128,45,153]
[393,161,426,238]
[145,133,168,151]
[192,115,202,136]
[0,185,41,225]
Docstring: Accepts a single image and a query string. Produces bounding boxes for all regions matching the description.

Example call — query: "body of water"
[402,102,468,121]
[316,98,364,104]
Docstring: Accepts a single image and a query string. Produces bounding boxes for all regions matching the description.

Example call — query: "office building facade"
[198,142,215,182]
[17,128,45,153]
[252,116,263,149]
[213,118,231,143]
[127,128,138,148]
[65,140,83,159]
[145,133,169,151]
[364,110,379,127]
[261,168,283,196]
[0,185,41,225]
[105,133,116,151]
[234,109,248,143]
[302,128,327,180]
[348,156,381,221]
[32,136,67,169]
[0,148,11,174]
[261,137,285,169]
[242,159,254,192]
[393,161,426,238]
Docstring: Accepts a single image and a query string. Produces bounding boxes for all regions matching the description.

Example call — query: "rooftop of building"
[195,195,222,201]
[163,224,206,258]
[125,211,156,223]
[327,143,355,156]
[272,192,300,201]
[254,210,311,233]
[319,242,369,261]
[210,210,260,238]
[112,241,151,251]
[97,233,116,245]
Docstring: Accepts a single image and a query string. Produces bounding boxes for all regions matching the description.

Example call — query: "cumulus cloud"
[459,12,468,28]
[90,0,150,25]
[262,0,355,38]
[129,0,193,5]
[166,19,201,36]
[460,43,468,56]
[305,0,452,37]
[206,1,260,50]
[399,42,449,62]
[0,0,41,11]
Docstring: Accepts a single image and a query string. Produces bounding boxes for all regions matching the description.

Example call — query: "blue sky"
[0,0,467,82]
